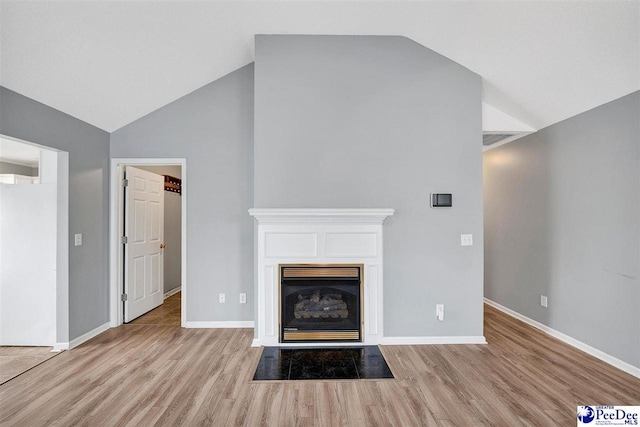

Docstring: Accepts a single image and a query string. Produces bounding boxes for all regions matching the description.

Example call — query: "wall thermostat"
[431,193,452,208]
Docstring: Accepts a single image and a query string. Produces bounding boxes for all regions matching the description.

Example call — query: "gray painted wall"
[254,35,484,337]
[0,160,37,176]
[137,165,182,294]
[110,64,254,322]
[484,91,640,368]
[0,86,111,341]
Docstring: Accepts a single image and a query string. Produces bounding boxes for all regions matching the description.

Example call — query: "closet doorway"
[109,159,186,327]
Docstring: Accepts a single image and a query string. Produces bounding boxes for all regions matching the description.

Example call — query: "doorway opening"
[109,159,186,328]
[0,134,69,381]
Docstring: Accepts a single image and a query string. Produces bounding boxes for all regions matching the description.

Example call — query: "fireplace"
[280,265,362,342]
[249,208,394,346]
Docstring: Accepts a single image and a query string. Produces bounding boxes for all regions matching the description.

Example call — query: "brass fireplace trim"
[283,331,360,341]
[279,263,365,343]
[282,266,360,278]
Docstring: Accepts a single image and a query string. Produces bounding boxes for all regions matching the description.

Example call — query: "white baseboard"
[164,286,181,299]
[69,322,111,350]
[484,298,640,379]
[52,342,69,352]
[251,338,261,347]
[184,321,254,329]
[381,336,487,345]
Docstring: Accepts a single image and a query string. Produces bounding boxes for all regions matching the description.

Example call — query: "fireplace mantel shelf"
[249,208,395,224]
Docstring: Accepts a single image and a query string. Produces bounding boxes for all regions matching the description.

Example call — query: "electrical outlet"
[460,234,473,246]
[239,293,247,304]
[436,304,445,321]
[219,293,225,303]
[540,295,548,308]
[74,233,82,246]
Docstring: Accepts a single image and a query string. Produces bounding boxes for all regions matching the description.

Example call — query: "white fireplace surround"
[249,208,394,347]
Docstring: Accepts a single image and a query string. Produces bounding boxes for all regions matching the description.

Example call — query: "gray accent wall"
[484,91,640,368]
[254,35,484,337]
[110,64,254,322]
[0,86,111,341]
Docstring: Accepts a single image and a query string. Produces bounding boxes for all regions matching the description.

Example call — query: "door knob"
[160,243,166,249]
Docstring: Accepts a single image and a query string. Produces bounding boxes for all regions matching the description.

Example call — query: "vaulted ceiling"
[1,1,638,133]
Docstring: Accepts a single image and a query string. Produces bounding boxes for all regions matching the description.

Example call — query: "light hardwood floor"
[129,292,181,326]
[0,346,59,385]
[0,305,638,426]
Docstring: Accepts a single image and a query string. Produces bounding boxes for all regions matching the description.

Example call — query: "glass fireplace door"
[280,265,362,342]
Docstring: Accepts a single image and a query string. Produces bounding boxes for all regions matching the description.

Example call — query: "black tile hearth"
[253,346,394,381]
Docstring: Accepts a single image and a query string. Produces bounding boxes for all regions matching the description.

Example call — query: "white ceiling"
[1,1,638,133]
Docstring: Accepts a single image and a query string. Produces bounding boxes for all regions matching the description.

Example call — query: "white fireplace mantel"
[250,208,394,347]
[249,208,395,224]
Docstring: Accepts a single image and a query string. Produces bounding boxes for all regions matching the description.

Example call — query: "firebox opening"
[280,265,363,343]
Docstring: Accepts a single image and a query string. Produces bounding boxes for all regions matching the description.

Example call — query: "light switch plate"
[461,234,473,246]
[239,293,247,304]
[74,234,82,246]
[540,295,548,308]
[219,293,225,303]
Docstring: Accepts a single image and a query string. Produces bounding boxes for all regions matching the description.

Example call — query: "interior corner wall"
[254,35,484,337]
[110,64,255,323]
[0,86,111,341]
[484,91,640,369]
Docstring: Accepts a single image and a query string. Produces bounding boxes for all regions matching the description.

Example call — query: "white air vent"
[482,103,536,151]
[482,131,534,151]
[483,133,518,146]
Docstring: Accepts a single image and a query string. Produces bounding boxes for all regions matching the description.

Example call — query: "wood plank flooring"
[0,304,638,426]
[129,292,181,326]
[0,346,58,385]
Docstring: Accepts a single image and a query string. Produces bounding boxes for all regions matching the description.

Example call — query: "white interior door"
[124,166,164,322]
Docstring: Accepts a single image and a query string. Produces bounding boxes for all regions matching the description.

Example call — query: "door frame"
[0,134,69,349]
[109,158,187,327]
